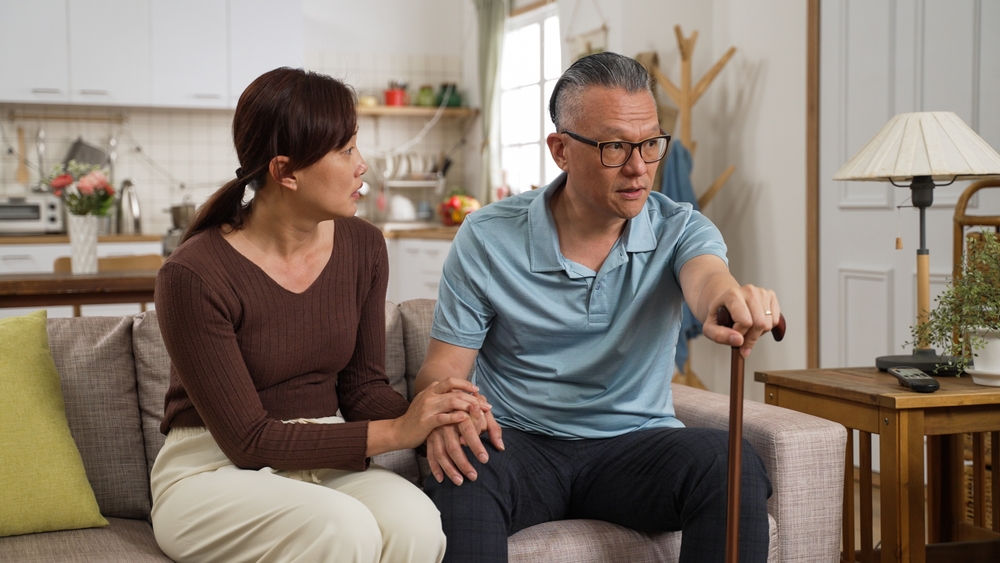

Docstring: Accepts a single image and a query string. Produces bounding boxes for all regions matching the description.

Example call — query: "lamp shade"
[833,111,1000,182]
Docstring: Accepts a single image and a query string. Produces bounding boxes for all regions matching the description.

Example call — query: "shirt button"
[595,282,602,290]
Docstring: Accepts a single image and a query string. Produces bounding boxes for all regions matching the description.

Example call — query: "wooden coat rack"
[638,25,738,389]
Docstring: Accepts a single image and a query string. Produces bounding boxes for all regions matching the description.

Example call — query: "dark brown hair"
[182,67,358,242]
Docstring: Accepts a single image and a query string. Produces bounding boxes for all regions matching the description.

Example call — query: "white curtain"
[475,0,507,202]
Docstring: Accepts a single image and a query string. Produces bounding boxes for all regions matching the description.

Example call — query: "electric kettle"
[118,179,142,235]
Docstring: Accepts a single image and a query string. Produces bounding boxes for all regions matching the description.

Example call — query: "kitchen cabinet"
[228,0,303,108]
[68,0,152,106]
[0,0,302,109]
[151,0,228,108]
[386,238,452,303]
[0,0,70,103]
[0,239,162,319]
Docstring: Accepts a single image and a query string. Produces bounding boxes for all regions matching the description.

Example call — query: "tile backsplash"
[0,52,469,235]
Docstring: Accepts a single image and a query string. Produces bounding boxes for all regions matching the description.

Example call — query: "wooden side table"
[755,367,1000,563]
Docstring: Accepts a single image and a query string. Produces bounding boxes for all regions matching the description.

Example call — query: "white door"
[819,0,1000,370]
[228,0,303,107]
[0,0,70,103]
[68,0,152,106]
[150,0,228,108]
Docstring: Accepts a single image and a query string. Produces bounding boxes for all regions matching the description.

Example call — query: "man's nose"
[621,146,647,176]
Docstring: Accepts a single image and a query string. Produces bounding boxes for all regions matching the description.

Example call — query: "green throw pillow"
[0,310,108,537]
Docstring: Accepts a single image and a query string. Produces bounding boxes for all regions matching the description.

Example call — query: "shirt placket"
[588,245,628,325]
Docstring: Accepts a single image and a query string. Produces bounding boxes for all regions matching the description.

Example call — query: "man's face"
[547,86,661,222]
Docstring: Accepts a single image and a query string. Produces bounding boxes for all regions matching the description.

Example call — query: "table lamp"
[833,111,1000,374]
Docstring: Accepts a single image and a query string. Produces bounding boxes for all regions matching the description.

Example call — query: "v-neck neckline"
[215,226,336,295]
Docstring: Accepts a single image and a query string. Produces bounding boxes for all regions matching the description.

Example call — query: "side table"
[755,367,1000,563]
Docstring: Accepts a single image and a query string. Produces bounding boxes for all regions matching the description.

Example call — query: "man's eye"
[644,139,659,148]
[608,142,624,151]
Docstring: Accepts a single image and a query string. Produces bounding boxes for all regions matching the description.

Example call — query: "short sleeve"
[431,220,496,350]
[669,210,729,279]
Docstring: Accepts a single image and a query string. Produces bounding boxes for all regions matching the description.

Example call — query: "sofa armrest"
[672,384,846,563]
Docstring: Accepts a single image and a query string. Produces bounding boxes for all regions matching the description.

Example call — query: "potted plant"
[45,160,116,274]
[911,231,1000,384]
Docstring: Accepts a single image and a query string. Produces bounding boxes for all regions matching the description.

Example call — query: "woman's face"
[293,132,367,219]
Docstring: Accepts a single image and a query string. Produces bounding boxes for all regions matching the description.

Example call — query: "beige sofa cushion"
[47,316,150,521]
[132,312,170,479]
[0,517,172,563]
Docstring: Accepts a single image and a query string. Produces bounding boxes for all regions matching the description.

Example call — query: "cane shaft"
[726,346,745,563]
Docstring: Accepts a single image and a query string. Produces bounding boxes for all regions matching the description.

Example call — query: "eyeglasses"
[560,130,671,168]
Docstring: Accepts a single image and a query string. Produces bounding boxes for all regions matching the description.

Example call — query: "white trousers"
[150,425,446,563]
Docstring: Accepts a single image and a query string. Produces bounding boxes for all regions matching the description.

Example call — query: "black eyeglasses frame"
[559,130,671,168]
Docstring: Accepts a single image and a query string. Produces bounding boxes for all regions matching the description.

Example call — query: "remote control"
[887,367,940,393]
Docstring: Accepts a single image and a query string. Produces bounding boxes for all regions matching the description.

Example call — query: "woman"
[150,67,483,563]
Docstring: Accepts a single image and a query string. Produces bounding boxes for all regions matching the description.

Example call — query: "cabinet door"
[0,0,70,103]
[229,0,303,107]
[68,0,152,106]
[395,239,451,302]
[150,0,228,108]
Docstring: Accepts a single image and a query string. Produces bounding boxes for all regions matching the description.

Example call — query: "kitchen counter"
[0,234,162,245]
[382,227,459,241]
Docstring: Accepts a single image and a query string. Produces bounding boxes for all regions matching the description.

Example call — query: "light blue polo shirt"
[431,173,728,439]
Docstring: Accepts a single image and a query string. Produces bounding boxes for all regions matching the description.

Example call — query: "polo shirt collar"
[528,173,659,273]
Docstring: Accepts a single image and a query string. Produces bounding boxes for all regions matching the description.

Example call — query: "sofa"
[0,299,847,563]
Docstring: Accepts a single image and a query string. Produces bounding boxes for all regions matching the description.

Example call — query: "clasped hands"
[401,377,502,486]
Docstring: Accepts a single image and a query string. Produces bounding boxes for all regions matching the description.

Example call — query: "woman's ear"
[269,156,295,190]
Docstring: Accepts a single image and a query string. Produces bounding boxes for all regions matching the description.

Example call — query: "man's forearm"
[414,338,480,394]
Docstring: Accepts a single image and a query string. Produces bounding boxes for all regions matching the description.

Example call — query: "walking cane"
[717,306,785,563]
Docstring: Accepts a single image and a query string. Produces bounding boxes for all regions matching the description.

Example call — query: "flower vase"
[68,214,99,274]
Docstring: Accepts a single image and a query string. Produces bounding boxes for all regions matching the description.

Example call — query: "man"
[415,52,780,563]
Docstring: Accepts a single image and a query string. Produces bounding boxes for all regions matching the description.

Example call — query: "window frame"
[499,3,560,194]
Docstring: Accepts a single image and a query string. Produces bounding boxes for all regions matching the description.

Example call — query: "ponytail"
[180,168,262,243]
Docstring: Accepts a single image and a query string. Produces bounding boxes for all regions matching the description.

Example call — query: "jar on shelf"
[415,85,436,107]
[437,83,462,107]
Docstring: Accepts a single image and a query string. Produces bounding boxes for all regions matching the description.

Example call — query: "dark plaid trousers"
[424,426,772,563]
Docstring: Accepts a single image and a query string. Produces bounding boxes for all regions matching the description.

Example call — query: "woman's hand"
[390,378,489,451]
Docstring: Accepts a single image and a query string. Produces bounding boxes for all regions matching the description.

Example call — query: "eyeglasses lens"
[601,137,669,166]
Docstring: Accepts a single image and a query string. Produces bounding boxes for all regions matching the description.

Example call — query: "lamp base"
[876,348,964,376]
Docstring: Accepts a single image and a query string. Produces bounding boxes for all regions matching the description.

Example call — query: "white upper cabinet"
[68,0,152,106]
[229,0,303,107]
[150,0,228,108]
[0,0,71,103]
[1,0,303,109]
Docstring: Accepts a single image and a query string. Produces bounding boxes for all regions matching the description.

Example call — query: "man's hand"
[679,255,780,359]
[426,409,504,486]
[702,284,779,358]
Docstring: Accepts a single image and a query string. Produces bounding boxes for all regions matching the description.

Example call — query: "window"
[499,6,561,195]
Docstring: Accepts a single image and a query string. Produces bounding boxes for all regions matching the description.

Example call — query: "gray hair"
[548,52,654,131]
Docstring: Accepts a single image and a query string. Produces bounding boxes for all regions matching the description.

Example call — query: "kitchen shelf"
[358,106,478,118]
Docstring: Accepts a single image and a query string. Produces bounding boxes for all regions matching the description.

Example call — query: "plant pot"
[967,329,1000,386]
[67,214,99,274]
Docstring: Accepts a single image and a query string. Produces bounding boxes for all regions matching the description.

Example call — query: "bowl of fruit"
[438,192,481,226]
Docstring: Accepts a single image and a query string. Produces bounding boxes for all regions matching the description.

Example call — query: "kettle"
[118,179,142,235]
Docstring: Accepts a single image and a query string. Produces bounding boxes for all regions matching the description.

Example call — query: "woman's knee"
[378,493,446,562]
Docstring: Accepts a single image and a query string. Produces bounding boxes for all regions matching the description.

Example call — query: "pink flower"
[50,173,73,189]
[77,170,108,195]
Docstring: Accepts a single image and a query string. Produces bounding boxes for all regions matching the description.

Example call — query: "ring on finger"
[765,310,772,315]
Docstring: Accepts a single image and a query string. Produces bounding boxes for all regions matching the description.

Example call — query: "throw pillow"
[0,310,108,537]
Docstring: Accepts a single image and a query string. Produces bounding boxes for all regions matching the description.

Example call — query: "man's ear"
[269,156,295,190]
[546,132,569,171]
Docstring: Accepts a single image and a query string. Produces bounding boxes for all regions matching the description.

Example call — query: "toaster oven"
[0,194,65,235]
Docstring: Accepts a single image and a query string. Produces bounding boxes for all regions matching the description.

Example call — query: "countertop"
[382,227,459,241]
[0,234,163,245]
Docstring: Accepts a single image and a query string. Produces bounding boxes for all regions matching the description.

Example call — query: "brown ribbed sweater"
[156,218,409,472]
